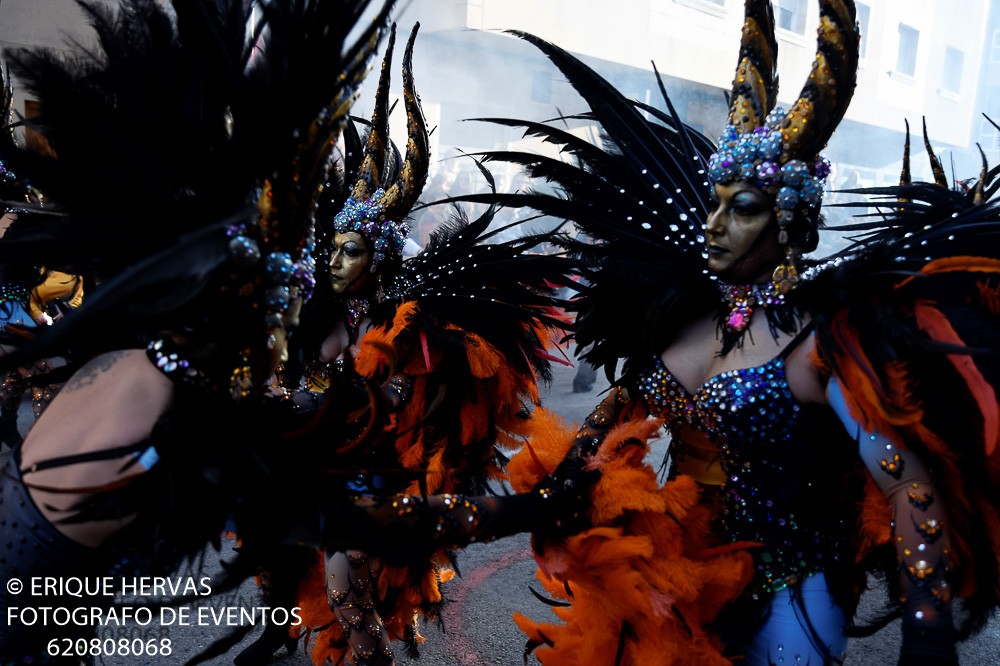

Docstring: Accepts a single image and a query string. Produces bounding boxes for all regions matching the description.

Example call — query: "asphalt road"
[13,354,1000,665]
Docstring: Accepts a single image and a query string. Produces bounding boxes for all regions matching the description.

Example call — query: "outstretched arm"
[827,377,957,666]
[568,385,633,459]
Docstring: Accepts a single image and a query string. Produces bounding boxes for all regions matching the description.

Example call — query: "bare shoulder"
[22,349,174,466]
[785,332,827,405]
[61,349,169,394]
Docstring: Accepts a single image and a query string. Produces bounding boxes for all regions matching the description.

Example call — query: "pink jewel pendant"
[726,304,752,332]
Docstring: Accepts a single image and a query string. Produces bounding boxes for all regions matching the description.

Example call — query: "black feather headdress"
[0,0,394,371]
[449,31,720,383]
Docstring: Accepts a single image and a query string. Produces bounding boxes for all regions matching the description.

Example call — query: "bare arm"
[826,377,957,665]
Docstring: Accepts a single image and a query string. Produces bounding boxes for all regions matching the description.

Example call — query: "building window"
[942,47,963,93]
[775,0,807,34]
[856,3,871,59]
[671,0,725,7]
[896,24,919,77]
[984,86,1000,120]
[666,0,726,17]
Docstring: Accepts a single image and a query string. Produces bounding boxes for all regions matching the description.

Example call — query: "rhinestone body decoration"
[638,353,850,594]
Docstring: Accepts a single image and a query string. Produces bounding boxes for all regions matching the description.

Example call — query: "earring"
[772,246,800,296]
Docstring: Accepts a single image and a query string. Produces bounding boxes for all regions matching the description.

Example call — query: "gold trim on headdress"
[778,0,860,166]
[334,22,429,266]
[921,117,948,189]
[727,0,779,135]
[377,23,430,223]
[353,24,397,202]
[709,0,861,251]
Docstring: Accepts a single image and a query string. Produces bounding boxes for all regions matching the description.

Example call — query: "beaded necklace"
[345,297,370,346]
[716,280,800,354]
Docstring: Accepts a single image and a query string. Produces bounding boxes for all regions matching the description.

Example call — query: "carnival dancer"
[239,22,576,666]
[0,2,593,663]
[460,1,1000,663]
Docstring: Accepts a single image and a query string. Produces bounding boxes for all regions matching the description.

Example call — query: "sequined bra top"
[636,325,848,593]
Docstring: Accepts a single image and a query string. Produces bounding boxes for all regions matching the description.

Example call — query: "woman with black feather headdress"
[250,22,580,666]
[458,1,1000,664]
[0,2,594,663]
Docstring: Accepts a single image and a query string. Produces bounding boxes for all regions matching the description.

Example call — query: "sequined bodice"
[637,353,845,593]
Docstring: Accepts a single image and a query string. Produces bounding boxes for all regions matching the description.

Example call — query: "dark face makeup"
[705,182,784,283]
[329,231,372,296]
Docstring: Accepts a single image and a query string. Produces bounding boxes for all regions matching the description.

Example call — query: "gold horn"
[375,22,429,222]
[921,117,948,189]
[897,118,912,204]
[777,0,860,164]
[352,23,397,201]
[973,145,987,206]
[727,0,779,134]
[899,119,911,187]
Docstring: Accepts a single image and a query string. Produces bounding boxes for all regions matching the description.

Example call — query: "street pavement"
[15,353,1000,664]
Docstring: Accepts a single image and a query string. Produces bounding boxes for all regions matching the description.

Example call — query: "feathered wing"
[800,165,1000,633]
[437,31,759,664]
[452,31,719,382]
[0,0,393,363]
[361,203,573,495]
[0,4,409,660]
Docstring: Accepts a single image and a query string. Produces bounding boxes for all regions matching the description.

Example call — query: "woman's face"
[329,231,372,295]
[705,182,784,283]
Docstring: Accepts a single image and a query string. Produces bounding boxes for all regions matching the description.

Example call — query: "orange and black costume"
[460,2,1000,664]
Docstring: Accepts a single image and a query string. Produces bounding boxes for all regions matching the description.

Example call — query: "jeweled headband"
[333,189,408,266]
[708,0,859,244]
[709,115,831,244]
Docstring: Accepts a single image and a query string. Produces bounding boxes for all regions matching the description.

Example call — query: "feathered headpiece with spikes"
[333,22,429,267]
[708,0,859,245]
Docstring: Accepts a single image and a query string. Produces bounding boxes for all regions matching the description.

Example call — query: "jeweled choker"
[718,281,785,334]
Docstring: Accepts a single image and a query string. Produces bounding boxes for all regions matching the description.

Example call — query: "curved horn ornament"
[333,22,429,268]
[727,0,779,134]
[709,0,860,243]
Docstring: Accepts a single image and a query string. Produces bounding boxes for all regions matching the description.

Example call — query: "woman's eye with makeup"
[731,196,765,217]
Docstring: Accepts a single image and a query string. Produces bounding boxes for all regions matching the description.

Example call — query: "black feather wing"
[451,32,720,379]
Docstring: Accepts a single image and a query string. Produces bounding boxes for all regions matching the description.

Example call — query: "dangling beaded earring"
[772,245,800,296]
[374,271,387,304]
